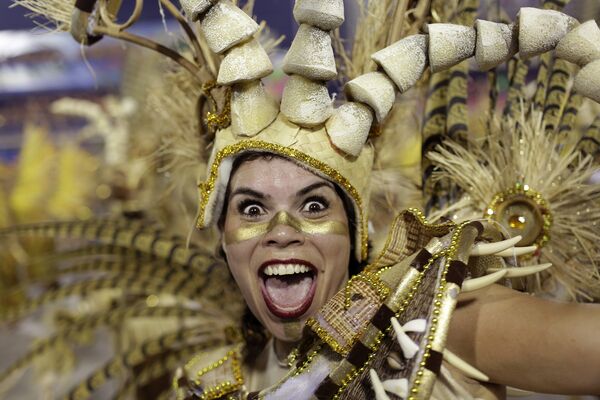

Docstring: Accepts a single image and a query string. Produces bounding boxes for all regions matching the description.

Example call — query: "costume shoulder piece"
[174,344,245,400]
[239,210,516,399]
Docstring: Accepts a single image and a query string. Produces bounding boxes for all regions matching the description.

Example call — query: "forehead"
[229,156,328,193]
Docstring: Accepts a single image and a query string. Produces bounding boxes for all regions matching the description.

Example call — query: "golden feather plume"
[428,109,600,300]
[10,0,73,31]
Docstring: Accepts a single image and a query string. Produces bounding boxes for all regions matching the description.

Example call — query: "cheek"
[222,240,256,288]
[318,234,351,292]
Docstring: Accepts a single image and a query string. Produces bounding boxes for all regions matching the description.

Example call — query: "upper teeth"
[264,264,311,276]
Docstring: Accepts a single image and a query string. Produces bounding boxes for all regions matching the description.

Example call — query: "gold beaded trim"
[193,346,244,400]
[203,82,232,132]
[305,317,349,355]
[291,343,323,377]
[407,221,469,400]
[333,333,383,399]
[485,183,552,248]
[331,250,442,399]
[196,140,368,260]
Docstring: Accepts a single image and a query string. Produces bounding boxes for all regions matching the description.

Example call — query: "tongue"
[264,274,313,308]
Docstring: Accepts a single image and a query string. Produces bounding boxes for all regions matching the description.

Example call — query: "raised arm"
[448,283,600,394]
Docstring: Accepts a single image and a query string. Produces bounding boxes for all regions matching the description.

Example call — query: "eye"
[302,197,329,215]
[237,200,266,218]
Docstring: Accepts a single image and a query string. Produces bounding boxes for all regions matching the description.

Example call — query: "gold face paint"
[224,211,348,244]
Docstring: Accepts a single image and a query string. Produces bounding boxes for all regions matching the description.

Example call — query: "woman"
[176,151,600,399]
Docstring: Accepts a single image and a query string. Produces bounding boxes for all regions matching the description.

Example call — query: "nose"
[261,219,305,248]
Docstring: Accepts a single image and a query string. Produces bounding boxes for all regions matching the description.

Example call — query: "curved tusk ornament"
[494,245,538,258]
[487,263,552,278]
[370,369,391,400]
[391,317,423,359]
[471,236,522,256]
[443,349,490,382]
[382,378,409,398]
[462,270,507,292]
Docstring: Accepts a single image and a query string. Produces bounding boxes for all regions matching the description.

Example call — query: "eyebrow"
[230,187,268,200]
[296,181,335,197]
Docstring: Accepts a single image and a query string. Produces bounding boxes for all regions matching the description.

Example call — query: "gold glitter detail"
[203,81,232,131]
[197,140,368,260]
[486,183,552,248]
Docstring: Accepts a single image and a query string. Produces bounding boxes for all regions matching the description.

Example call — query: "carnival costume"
[1,0,600,399]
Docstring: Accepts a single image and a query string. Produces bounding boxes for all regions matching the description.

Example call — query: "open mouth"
[259,260,317,319]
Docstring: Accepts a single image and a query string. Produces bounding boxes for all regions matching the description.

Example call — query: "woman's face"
[222,156,351,342]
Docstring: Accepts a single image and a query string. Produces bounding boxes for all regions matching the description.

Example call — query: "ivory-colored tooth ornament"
[427,23,476,73]
[443,349,490,382]
[461,270,507,292]
[180,0,215,21]
[470,235,522,256]
[390,317,418,358]
[281,75,333,127]
[293,0,344,31]
[230,80,279,137]
[371,34,428,93]
[495,245,537,258]
[369,369,391,400]
[382,379,409,399]
[325,102,373,157]
[571,59,600,103]
[556,20,600,66]
[199,0,259,54]
[475,20,518,71]
[487,263,552,278]
[518,7,579,59]
[217,39,273,85]
[386,354,403,370]
[282,24,337,81]
[345,72,396,122]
